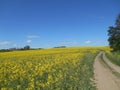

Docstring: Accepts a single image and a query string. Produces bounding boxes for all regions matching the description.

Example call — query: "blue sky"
[0,0,120,49]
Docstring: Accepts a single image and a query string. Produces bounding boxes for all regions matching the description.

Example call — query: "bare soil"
[94,52,120,90]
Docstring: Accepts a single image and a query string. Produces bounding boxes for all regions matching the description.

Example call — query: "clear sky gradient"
[0,0,120,49]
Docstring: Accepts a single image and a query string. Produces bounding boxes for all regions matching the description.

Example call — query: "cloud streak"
[85,40,92,44]
[0,41,10,46]
[26,40,32,43]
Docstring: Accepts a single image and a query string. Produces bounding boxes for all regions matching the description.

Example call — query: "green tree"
[108,14,120,51]
[24,45,30,50]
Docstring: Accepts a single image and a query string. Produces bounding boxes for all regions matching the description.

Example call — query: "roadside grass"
[77,53,97,90]
[99,53,120,78]
[106,52,120,66]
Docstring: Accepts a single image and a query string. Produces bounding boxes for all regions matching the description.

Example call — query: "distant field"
[0,47,109,90]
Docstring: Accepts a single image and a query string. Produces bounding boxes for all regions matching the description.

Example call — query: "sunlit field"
[0,47,109,90]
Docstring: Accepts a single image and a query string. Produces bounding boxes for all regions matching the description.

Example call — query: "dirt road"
[94,52,120,90]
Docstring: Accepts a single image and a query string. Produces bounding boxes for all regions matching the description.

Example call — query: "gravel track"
[94,52,120,90]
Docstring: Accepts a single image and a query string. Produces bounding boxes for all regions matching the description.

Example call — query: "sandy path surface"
[94,52,120,90]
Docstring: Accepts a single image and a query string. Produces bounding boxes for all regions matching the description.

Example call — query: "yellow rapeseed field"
[0,47,109,90]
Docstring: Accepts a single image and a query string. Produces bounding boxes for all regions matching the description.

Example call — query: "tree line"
[0,45,30,52]
[108,14,120,52]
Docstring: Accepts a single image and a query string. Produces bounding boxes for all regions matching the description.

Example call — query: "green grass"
[106,52,120,66]
[78,53,96,90]
[100,52,120,78]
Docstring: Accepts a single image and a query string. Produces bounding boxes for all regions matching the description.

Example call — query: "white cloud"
[26,40,32,43]
[27,35,39,39]
[0,41,10,46]
[85,40,92,44]
[13,44,17,47]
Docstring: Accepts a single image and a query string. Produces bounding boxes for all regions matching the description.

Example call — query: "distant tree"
[38,48,43,50]
[0,49,10,52]
[108,14,120,51]
[116,14,120,28]
[24,45,30,50]
[54,46,66,48]
[9,48,17,51]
